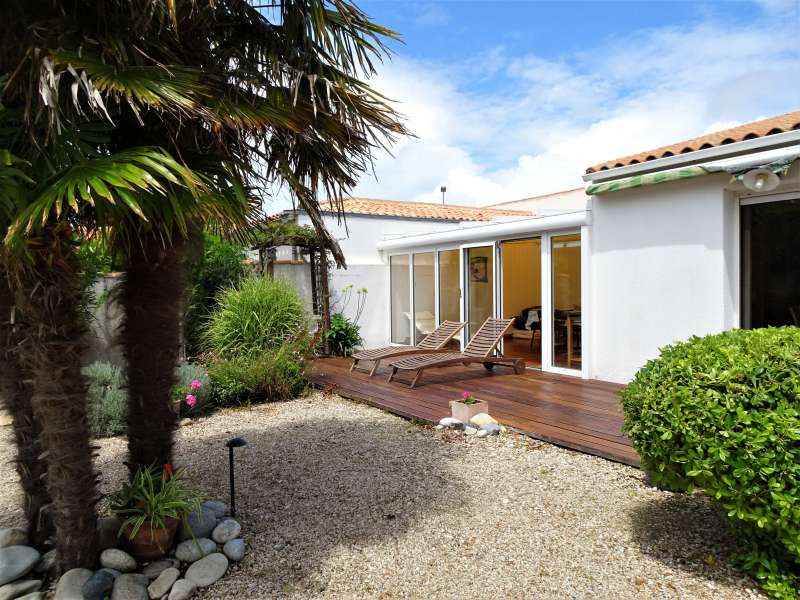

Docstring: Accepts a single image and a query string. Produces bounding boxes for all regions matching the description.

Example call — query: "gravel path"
[0,393,765,599]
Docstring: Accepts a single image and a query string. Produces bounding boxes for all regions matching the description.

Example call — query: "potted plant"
[450,391,489,423]
[171,378,204,417]
[110,463,201,562]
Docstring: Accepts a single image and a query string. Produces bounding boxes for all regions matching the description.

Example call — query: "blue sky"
[270,0,800,210]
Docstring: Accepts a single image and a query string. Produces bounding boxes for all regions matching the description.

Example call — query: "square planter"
[449,399,489,423]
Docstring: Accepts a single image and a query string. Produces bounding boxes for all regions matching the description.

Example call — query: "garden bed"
[0,394,765,599]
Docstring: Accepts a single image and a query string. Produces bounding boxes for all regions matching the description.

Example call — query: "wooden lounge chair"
[350,320,466,376]
[387,317,525,388]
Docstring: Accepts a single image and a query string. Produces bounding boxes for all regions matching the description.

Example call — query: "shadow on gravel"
[628,492,747,584]
[124,410,467,596]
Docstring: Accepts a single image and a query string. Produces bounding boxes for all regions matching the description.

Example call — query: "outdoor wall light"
[225,437,248,518]
[742,168,780,193]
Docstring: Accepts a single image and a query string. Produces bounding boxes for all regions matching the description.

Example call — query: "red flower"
[163,463,174,481]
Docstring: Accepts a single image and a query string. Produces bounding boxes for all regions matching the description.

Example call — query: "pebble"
[54,568,92,600]
[100,549,137,573]
[222,539,245,562]
[184,553,228,588]
[16,593,43,600]
[32,550,56,575]
[201,501,227,519]
[469,412,498,427]
[82,569,116,600]
[464,426,478,435]
[480,423,502,436]
[437,417,463,429]
[0,579,40,600]
[0,547,39,586]
[111,573,148,600]
[147,567,179,600]
[0,530,26,550]
[167,579,196,600]
[174,539,216,563]
[476,429,489,438]
[140,559,179,580]
[211,520,240,544]
[177,508,217,541]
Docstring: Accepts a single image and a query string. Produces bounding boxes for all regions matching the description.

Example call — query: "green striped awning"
[586,153,798,196]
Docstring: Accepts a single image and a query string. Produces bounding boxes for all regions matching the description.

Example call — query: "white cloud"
[353,13,800,206]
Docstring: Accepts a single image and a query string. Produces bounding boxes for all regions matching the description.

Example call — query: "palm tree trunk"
[23,231,98,570]
[121,231,188,474]
[0,272,53,548]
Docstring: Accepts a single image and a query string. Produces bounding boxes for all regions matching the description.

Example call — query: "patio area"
[310,357,639,466]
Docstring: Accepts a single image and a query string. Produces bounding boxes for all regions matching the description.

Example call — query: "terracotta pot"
[124,517,179,562]
[449,399,489,423]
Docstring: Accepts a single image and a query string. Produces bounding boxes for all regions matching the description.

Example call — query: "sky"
[268,0,800,211]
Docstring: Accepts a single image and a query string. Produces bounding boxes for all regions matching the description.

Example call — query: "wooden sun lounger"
[350,320,466,376]
[387,317,524,388]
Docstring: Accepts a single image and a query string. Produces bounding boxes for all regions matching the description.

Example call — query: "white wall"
[488,188,587,214]
[589,173,737,383]
[297,213,455,348]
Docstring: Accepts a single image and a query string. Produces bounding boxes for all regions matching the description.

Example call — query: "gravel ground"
[0,392,766,600]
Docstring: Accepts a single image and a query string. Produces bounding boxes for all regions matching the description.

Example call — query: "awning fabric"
[586,153,799,196]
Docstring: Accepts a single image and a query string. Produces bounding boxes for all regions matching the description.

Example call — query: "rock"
[54,568,92,600]
[32,550,56,575]
[0,547,39,586]
[98,568,121,580]
[201,501,227,519]
[16,594,43,600]
[98,517,123,551]
[476,429,489,438]
[82,570,116,600]
[469,412,498,427]
[211,520,240,544]
[167,579,196,600]
[0,579,40,600]
[140,559,179,580]
[100,549,137,573]
[174,539,216,563]
[222,539,245,562]
[147,567,179,600]
[184,553,227,588]
[177,508,217,541]
[435,424,444,430]
[480,423,502,436]
[464,426,478,435]
[438,417,463,429]
[0,530,27,550]
[111,573,148,600]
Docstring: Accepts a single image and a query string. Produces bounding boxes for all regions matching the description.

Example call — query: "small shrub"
[202,277,307,358]
[621,327,800,599]
[83,361,127,438]
[208,336,313,406]
[326,312,362,357]
[174,363,212,417]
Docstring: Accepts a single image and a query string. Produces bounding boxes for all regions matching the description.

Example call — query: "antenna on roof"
[440,185,447,205]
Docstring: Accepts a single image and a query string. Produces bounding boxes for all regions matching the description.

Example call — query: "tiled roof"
[322,197,533,221]
[586,111,800,174]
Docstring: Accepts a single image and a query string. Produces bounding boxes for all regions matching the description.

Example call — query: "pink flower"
[462,391,472,400]
[185,394,197,407]
[190,379,203,390]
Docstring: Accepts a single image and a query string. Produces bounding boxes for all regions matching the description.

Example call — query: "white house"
[289,111,800,384]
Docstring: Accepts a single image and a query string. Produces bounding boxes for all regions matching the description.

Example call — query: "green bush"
[326,312,362,357]
[207,337,312,406]
[185,232,249,357]
[620,327,800,599]
[202,277,307,358]
[83,361,127,438]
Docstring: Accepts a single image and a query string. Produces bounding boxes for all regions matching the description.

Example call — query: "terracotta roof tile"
[586,111,800,173]
[322,197,533,221]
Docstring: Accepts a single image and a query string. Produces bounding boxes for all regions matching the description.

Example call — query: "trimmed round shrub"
[202,277,307,358]
[621,327,800,599]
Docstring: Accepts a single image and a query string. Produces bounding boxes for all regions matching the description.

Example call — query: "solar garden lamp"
[225,437,248,518]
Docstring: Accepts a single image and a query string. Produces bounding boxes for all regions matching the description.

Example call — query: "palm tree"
[2,0,406,563]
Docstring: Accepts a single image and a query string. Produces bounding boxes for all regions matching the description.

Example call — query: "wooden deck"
[310,357,640,467]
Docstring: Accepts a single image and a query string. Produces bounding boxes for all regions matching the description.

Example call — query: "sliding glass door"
[412,252,435,344]
[389,254,410,344]
[438,249,462,346]
[551,233,582,370]
[500,238,542,367]
[462,245,495,341]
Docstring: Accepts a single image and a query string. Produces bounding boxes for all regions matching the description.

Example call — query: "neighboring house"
[284,111,800,384]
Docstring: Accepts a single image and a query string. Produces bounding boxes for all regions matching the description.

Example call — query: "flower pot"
[124,517,179,562]
[449,399,489,423]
